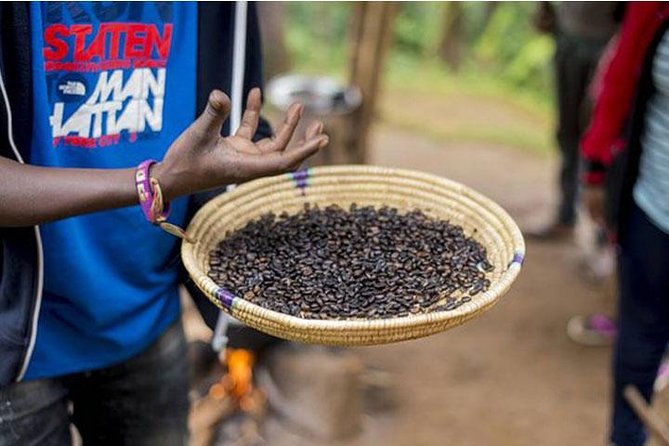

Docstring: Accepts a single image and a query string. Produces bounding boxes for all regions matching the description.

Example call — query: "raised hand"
[154,88,328,200]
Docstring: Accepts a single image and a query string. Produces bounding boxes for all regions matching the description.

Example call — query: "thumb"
[196,90,231,134]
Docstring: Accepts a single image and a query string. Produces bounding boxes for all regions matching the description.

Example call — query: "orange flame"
[208,348,258,412]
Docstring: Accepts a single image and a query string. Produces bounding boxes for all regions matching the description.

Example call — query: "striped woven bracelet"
[135,159,192,242]
[135,159,170,223]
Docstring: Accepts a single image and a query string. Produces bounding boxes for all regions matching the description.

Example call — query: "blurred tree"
[278,1,555,127]
[475,2,554,94]
[479,2,499,35]
[258,2,291,80]
[393,2,441,56]
[439,2,464,71]
[348,1,398,163]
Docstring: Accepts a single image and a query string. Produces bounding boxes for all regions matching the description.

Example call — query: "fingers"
[235,88,261,139]
[280,134,329,169]
[258,119,324,153]
[295,121,325,146]
[197,90,231,134]
[305,121,324,140]
[245,134,329,178]
[267,103,304,151]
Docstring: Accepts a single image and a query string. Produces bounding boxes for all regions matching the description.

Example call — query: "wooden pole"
[347,1,397,164]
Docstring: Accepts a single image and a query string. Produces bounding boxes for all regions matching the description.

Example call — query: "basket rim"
[181,164,525,331]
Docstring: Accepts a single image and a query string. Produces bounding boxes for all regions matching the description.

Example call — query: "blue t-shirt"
[25,2,197,379]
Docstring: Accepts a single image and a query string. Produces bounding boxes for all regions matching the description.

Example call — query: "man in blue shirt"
[0,3,328,445]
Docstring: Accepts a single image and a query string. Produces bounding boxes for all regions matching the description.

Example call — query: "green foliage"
[280,1,557,154]
[283,2,554,100]
[504,36,555,95]
[283,2,350,75]
[474,2,555,96]
[392,2,442,56]
[476,3,537,66]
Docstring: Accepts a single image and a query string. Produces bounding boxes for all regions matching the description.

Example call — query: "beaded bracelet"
[135,159,193,242]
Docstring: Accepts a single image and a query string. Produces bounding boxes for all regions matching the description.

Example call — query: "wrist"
[151,160,181,202]
[135,159,170,224]
[133,159,193,241]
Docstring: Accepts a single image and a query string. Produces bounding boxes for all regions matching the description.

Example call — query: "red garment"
[581,2,669,185]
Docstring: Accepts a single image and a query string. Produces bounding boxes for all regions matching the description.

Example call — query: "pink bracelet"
[135,159,170,224]
[135,160,192,242]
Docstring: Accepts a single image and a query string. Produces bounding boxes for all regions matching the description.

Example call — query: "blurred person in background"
[566,36,621,348]
[0,3,327,445]
[529,1,619,243]
[532,1,623,350]
[579,2,669,444]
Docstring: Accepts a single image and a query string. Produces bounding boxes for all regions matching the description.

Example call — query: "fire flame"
[209,348,259,412]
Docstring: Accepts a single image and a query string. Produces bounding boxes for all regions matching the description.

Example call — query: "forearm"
[0,156,138,227]
[0,87,326,227]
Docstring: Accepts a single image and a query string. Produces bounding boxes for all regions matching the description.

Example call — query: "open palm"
[156,88,328,200]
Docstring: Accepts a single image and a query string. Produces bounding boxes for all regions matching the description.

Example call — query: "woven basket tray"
[182,165,524,346]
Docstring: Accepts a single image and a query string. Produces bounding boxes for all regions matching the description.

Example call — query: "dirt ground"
[189,121,638,446]
[341,124,614,446]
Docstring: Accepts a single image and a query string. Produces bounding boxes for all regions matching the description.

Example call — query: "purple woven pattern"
[291,168,310,194]
[135,159,170,224]
[215,288,235,309]
[135,159,157,221]
[512,252,525,266]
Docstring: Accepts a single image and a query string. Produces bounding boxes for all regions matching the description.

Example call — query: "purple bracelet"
[135,159,170,224]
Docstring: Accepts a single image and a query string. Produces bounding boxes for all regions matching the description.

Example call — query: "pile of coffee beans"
[208,204,493,320]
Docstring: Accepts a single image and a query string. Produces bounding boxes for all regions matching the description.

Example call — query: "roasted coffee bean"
[208,204,493,320]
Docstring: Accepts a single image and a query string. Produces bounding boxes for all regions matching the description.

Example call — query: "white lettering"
[49,68,166,140]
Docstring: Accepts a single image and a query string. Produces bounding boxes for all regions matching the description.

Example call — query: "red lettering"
[133,59,166,69]
[100,59,130,71]
[106,23,126,59]
[124,24,146,59]
[98,134,120,147]
[64,136,97,149]
[71,25,93,62]
[146,24,172,59]
[43,24,69,61]
[42,22,173,66]
[82,27,105,62]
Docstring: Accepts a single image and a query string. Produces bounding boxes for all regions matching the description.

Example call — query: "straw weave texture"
[182,165,524,346]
